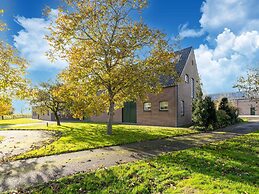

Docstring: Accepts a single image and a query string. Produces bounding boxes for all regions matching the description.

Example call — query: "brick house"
[91,46,200,127]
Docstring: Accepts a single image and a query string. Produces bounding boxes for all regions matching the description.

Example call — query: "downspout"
[176,85,179,127]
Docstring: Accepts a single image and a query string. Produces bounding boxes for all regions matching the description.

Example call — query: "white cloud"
[195,28,259,94]
[178,0,259,94]
[180,0,259,38]
[13,9,67,70]
[199,0,247,33]
[179,24,204,39]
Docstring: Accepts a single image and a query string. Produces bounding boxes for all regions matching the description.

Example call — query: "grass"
[0,118,41,126]
[4,122,197,160]
[21,131,259,194]
[0,136,4,142]
[240,118,249,122]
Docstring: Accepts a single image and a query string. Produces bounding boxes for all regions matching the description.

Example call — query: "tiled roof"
[161,46,193,87]
[175,46,193,75]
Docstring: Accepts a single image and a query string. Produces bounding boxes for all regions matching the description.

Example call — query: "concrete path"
[0,121,259,192]
[0,130,56,162]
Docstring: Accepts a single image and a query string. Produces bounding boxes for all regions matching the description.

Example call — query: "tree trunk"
[54,112,61,126]
[1,116,3,120]
[107,101,115,135]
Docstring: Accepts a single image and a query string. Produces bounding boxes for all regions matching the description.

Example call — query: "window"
[160,101,168,111]
[180,100,185,116]
[143,102,151,111]
[191,78,195,98]
[185,74,189,83]
[192,60,194,66]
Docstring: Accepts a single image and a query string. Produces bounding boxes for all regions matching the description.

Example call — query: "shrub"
[228,106,239,124]
[216,110,231,128]
[205,96,217,127]
[218,97,231,115]
[193,94,217,130]
[218,97,240,125]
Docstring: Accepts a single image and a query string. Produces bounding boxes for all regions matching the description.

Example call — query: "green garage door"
[250,107,256,115]
[122,102,137,123]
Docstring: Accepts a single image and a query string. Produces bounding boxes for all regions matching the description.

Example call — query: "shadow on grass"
[0,159,64,192]
[58,124,193,150]
[28,168,122,194]
[155,133,259,187]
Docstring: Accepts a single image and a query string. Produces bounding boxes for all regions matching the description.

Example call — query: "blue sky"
[1,0,259,113]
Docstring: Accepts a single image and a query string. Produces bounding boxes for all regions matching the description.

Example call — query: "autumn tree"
[58,83,106,120]
[0,96,13,120]
[0,10,29,99]
[31,82,67,126]
[47,0,178,134]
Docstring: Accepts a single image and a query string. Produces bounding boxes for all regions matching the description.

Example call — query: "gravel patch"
[0,130,55,162]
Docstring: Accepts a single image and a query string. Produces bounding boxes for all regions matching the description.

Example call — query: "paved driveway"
[0,130,55,162]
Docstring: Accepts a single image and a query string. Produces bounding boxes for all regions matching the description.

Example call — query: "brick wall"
[136,87,177,126]
[90,109,122,123]
[233,99,259,115]
[177,49,199,126]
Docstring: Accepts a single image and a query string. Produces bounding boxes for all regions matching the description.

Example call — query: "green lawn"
[0,118,41,126]
[23,131,259,194]
[6,122,197,160]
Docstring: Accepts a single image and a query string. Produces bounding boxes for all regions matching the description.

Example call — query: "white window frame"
[143,102,151,112]
[159,101,169,111]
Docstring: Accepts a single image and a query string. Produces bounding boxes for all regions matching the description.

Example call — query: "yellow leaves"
[0,96,13,116]
[0,9,7,32]
[0,20,7,31]
[0,41,29,98]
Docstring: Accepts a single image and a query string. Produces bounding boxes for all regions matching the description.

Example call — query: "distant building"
[32,107,78,121]
[209,92,259,115]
